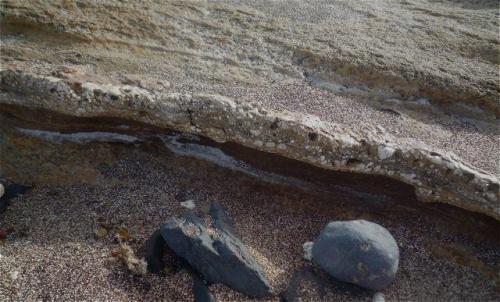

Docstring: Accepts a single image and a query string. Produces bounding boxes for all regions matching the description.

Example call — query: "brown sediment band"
[0,69,498,220]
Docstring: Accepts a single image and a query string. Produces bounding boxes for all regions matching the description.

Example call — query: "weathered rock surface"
[1,70,497,220]
[160,210,271,297]
[1,0,498,117]
[0,0,498,221]
[208,202,236,235]
[312,220,399,291]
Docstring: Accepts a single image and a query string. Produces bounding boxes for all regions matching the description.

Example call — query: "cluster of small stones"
[0,69,498,220]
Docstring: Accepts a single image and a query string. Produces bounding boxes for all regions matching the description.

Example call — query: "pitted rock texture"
[160,211,272,297]
[1,0,498,118]
[0,70,498,220]
[2,0,500,173]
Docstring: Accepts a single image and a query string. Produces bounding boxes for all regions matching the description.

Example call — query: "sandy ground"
[0,126,498,301]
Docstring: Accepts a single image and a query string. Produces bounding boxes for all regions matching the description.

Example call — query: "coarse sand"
[0,127,498,301]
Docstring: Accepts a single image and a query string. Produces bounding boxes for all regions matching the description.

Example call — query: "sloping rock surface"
[0,0,498,219]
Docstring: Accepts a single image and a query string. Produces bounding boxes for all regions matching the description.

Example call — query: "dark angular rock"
[143,229,185,274]
[0,183,30,214]
[192,274,216,302]
[312,220,399,291]
[144,230,167,274]
[208,202,235,235]
[160,211,271,298]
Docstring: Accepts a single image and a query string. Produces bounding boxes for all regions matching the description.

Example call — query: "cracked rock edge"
[0,69,498,220]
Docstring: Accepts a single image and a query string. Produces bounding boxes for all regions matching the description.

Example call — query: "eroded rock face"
[1,70,498,220]
[1,0,498,118]
[312,220,399,291]
[160,211,271,297]
[0,1,498,222]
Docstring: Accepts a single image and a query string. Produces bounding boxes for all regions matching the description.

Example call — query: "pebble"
[180,199,196,210]
[10,271,20,281]
[373,292,385,302]
[0,183,4,198]
[302,241,313,261]
[94,227,108,239]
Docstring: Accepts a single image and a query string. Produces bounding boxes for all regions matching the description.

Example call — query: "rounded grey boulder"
[312,220,399,291]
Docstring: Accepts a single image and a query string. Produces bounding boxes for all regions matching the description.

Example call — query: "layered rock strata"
[1,69,498,220]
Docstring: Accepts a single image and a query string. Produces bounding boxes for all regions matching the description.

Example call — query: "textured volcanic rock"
[160,211,271,297]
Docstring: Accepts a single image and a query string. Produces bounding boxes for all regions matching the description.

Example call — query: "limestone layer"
[1,69,498,220]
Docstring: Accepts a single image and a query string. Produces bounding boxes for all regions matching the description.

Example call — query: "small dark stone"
[308,132,318,141]
[144,230,167,274]
[0,183,30,214]
[270,119,279,130]
[192,274,216,302]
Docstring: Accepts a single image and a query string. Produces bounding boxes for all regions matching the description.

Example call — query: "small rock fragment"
[180,200,196,210]
[303,241,313,261]
[373,292,386,302]
[312,220,399,291]
[94,227,108,239]
[10,271,19,281]
[0,183,4,198]
[415,98,430,106]
[115,225,130,241]
[192,274,216,302]
[114,243,147,275]
[144,229,167,274]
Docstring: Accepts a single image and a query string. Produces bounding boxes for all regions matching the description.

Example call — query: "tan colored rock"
[0,70,498,220]
[113,244,148,276]
[93,227,108,239]
[0,0,498,220]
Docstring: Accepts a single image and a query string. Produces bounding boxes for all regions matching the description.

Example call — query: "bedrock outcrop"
[0,69,498,220]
